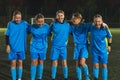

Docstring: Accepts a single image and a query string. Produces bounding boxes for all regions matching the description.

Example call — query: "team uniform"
[70,23,90,80]
[5,20,28,80]
[50,21,70,79]
[28,23,50,80]
[5,20,28,60]
[90,25,112,80]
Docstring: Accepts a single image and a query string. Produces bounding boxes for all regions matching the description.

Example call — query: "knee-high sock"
[62,66,68,79]
[83,65,90,80]
[18,68,23,80]
[76,67,82,80]
[31,65,37,80]
[102,68,108,80]
[93,67,99,79]
[11,68,16,80]
[51,65,57,79]
[37,64,43,79]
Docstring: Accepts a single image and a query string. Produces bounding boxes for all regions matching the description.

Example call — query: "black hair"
[94,14,102,19]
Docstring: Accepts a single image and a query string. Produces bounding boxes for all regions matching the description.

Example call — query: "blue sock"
[76,67,82,80]
[37,64,43,79]
[62,66,68,79]
[18,68,23,79]
[31,65,37,80]
[93,67,99,79]
[11,68,16,80]
[83,65,90,80]
[102,68,108,80]
[51,65,57,79]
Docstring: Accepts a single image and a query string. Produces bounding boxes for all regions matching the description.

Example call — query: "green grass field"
[0,28,120,80]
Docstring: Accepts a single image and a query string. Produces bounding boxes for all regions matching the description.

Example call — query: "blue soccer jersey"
[90,25,112,55]
[50,21,70,47]
[70,23,91,59]
[5,20,28,52]
[28,23,50,52]
[70,23,91,45]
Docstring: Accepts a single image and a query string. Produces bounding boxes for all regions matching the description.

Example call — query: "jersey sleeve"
[27,25,32,34]
[84,23,92,32]
[69,25,73,35]
[106,28,112,39]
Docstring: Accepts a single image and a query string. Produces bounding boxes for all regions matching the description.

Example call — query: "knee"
[11,60,16,68]
[102,64,107,68]
[52,60,58,66]
[18,60,23,67]
[31,59,38,66]
[62,60,67,67]
[39,60,44,65]
[93,63,99,68]
[79,61,86,67]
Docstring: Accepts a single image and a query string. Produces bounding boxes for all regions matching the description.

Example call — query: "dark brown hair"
[13,10,21,16]
[94,14,102,19]
[72,12,82,19]
[56,10,64,15]
[35,13,44,21]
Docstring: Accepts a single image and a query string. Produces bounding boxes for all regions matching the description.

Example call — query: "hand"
[6,45,10,53]
[102,23,108,28]
[108,46,111,52]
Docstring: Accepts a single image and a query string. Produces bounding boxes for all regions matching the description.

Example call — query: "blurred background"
[0,0,120,27]
[0,0,120,80]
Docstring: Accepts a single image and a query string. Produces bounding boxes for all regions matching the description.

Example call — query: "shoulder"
[21,20,28,25]
[43,23,50,27]
[8,21,15,25]
[64,21,69,25]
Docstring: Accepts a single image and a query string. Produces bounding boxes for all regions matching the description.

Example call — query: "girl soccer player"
[50,10,70,80]
[5,10,28,80]
[70,12,90,80]
[28,13,50,80]
[90,14,112,80]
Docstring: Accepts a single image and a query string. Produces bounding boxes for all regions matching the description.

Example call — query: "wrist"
[108,43,112,46]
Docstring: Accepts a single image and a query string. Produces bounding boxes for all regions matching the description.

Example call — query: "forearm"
[5,35,10,45]
[108,38,112,46]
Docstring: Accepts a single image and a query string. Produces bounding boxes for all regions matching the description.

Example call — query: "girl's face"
[72,16,81,25]
[36,18,44,27]
[94,17,103,28]
[56,13,64,23]
[13,14,22,23]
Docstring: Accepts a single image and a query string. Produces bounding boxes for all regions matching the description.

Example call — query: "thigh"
[8,51,17,60]
[80,46,88,59]
[73,46,80,60]
[30,52,38,60]
[17,52,25,60]
[38,48,47,60]
[60,47,67,60]
[92,53,99,64]
[100,54,108,64]
[50,46,59,60]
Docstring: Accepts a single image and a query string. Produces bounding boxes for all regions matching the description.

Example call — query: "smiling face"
[13,14,22,23]
[93,15,103,28]
[56,13,65,23]
[36,18,44,27]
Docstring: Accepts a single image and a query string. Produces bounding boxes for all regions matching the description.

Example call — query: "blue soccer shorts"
[8,51,25,60]
[91,51,108,64]
[50,46,67,60]
[74,45,88,60]
[30,46,47,60]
